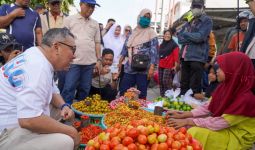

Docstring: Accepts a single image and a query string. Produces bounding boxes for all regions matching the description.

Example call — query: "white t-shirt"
[0,47,59,131]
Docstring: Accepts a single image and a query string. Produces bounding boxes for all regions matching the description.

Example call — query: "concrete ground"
[147,85,160,101]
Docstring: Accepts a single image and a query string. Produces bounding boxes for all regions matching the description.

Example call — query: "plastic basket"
[71,105,105,118]
[78,145,85,150]
[100,116,108,129]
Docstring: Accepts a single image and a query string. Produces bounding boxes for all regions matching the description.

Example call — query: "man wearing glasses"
[62,0,101,104]
[40,0,68,35]
[0,0,43,50]
[0,28,79,150]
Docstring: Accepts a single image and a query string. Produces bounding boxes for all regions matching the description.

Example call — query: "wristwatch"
[97,58,102,62]
[60,103,71,110]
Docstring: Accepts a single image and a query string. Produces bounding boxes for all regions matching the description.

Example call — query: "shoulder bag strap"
[44,11,50,29]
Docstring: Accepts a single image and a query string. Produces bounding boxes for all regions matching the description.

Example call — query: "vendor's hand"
[7,50,21,62]
[61,106,74,121]
[147,66,154,80]
[166,110,185,119]
[167,118,189,129]
[10,8,25,18]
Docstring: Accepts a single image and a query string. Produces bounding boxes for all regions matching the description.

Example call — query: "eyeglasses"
[125,29,131,32]
[58,42,76,54]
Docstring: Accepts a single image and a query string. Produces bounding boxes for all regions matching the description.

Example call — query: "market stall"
[70,88,204,150]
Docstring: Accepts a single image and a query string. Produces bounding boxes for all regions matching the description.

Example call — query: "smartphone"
[110,65,118,73]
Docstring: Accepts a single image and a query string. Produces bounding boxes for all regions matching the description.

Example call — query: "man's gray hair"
[42,28,74,46]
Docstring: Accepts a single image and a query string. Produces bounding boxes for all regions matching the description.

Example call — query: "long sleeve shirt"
[120,37,158,74]
[191,102,229,131]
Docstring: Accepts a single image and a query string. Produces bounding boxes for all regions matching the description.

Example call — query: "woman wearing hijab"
[103,24,125,65]
[118,8,158,99]
[166,52,255,150]
[123,25,132,40]
[119,25,132,85]
[158,30,179,96]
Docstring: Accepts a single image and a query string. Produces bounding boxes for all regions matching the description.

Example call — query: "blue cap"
[80,0,100,7]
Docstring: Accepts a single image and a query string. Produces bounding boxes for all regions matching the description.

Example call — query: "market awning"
[172,7,250,42]
[173,7,249,30]
[205,7,249,30]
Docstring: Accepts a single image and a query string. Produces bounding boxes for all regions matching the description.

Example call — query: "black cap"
[35,4,45,10]
[0,33,21,51]
[192,0,205,6]
[48,0,61,3]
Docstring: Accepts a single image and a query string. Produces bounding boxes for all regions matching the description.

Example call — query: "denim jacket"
[178,14,213,63]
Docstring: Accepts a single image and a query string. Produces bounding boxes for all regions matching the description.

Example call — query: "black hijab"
[159,38,178,59]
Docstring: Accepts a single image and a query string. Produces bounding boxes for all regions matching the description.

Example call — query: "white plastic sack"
[173,71,181,88]
[165,89,174,98]
[183,89,206,108]
[147,101,163,110]
[165,88,181,101]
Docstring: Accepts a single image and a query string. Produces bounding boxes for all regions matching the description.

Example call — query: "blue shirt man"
[0,0,42,50]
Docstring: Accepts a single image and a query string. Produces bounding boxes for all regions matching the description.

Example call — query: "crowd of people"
[0,0,255,149]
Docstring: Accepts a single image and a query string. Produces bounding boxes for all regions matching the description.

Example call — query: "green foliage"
[0,0,74,14]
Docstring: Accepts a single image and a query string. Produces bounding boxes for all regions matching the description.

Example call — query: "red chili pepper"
[79,125,103,144]
[81,115,89,120]
[73,121,81,128]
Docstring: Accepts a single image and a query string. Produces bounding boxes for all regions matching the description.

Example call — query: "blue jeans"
[57,71,67,93]
[61,64,94,104]
[119,73,148,99]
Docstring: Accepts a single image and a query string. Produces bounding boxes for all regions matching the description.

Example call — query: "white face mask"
[191,8,203,17]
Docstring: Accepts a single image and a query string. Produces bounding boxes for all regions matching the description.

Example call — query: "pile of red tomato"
[85,119,203,150]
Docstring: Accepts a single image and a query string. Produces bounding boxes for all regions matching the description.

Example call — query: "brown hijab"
[127,8,157,48]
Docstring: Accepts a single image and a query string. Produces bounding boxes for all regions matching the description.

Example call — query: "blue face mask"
[139,17,151,28]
